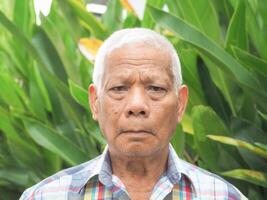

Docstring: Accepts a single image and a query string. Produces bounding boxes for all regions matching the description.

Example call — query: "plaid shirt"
[20,144,247,200]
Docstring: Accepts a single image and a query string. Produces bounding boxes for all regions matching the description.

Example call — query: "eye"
[147,85,167,99]
[110,86,128,92]
[147,86,166,92]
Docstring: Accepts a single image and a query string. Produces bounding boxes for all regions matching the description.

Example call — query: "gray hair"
[93,28,182,92]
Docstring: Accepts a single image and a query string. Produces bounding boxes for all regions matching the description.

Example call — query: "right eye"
[108,86,128,100]
[109,86,128,92]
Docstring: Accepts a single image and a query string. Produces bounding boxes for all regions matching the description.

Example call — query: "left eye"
[147,86,165,92]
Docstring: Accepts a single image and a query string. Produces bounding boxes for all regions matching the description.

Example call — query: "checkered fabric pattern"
[20,144,247,200]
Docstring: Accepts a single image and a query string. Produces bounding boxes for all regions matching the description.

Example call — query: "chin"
[117,144,161,157]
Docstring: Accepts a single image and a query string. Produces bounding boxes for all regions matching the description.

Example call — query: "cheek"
[151,100,178,130]
[99,99,124,126]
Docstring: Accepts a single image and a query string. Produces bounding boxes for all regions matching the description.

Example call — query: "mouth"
[120,129,154,135]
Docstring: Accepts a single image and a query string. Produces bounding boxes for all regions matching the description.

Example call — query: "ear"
[88,84,99,121]
[177,85,188,123]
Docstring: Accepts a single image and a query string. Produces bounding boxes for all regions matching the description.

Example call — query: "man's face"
[89,43,188,157]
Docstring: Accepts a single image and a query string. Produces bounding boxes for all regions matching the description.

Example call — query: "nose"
[125,87,149,118]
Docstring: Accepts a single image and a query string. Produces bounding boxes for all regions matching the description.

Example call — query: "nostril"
[128,110,146,116]
[140,111,145,115]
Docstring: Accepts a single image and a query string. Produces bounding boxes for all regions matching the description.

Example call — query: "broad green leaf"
[238,94,260,126]
[13,0,33,37]
[258,111,267,121]
[69,80,89,111]
[32,63,52,112]
[0,107,21,141]
[0,73,26,111]
[171,124,184,157]
[255,143,267,152]
[66,0,107,39]
[179,49,206,108]
[210,0,233,22]
[258,0,267,27]
[233,46,267,79]
[57,0,81,41]
[40,5,80,82]
[147,5,267,111]
[102,0,122,33]
[191,105,241,171]
[166,0,183,18]
[221,169,267,187]
[231,118,267,171]
[7,139,44,172]
[42,149,61,176]
[199,54,238,116]
[142,0,166,29]
[247,5,267,59]
[0,169,30,186]
[32,28,68,84]
[197,58,231,124]
[207,135,267,159]
[123,12,139,28]
[0,10,69,96]
[225,0,248,52]
[174,0,221,42]
[0,109,44,170]
[23,117,89,165]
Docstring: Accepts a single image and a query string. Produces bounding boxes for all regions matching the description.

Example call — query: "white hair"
[93,28,182,92]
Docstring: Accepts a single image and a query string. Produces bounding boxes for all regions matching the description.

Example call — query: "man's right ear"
[88,84,99,121]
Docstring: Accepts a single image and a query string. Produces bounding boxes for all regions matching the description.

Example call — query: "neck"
[109,146,169,197]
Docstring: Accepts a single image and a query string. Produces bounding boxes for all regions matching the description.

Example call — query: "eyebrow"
[104,68,173,88]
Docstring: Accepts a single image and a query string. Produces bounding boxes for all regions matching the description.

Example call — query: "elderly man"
[20,28,247,200]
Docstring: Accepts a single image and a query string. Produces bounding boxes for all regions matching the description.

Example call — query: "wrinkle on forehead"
[102,44,174,87]
[103,66,174,89]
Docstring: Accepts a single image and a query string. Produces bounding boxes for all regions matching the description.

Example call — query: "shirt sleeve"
[19,185,39,200]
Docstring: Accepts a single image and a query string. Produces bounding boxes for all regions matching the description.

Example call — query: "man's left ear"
[177,85,188,123]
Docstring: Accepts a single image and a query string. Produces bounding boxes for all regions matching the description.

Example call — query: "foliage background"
[0,0,267,199]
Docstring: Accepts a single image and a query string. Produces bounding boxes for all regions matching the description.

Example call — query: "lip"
[123,130,151,134]
[121,130,153,136]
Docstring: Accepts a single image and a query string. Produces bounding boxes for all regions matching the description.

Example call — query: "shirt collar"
[168,144,197,194]
[78,144,197,194]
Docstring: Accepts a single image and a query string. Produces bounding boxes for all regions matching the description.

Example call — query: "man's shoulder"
[20,155,102,200]
[179,159,247,199]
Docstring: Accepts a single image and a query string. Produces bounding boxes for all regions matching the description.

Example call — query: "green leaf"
[207,135,267,159]
[147,5,267,110]
[191,106,240,171]
[179,49,206,108]
[69,79,89,111]
[32,28,68,84]
[197,58,231,124]
[0,169,30,187]
[171,124,185,157]
[231,118,267,171]
[102,0,122,33]
[221,169,267,187]
[0,10,69,96]
[32,64,52,112]
[0,107,19,141]
[142,0,166,29]
[23,117,89,165]
[233,46,267,79]
[247,4,267,59]
[173,0,221,42]
[225,0,248,52]
[13,0,33,36]
[66,0,107,39]
[255,143,267,152]
[0,73,26,111]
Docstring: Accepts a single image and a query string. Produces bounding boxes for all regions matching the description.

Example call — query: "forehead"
[103,44,173,80]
